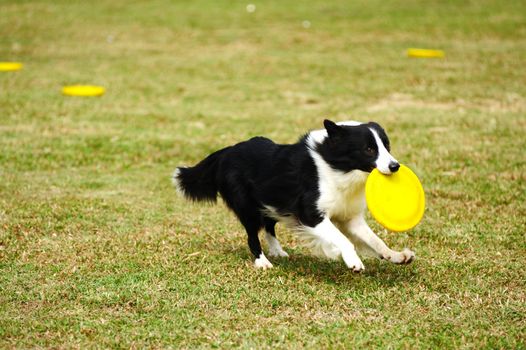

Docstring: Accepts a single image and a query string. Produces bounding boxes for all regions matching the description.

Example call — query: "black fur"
[176,147,231,202]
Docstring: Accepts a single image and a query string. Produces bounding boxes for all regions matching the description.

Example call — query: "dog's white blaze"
[336,120,363,126]
[369,128,398,175]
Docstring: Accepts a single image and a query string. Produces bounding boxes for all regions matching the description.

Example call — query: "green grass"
[1,0,525,348]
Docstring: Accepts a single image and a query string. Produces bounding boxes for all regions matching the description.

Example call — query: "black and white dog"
[173,120,415,271]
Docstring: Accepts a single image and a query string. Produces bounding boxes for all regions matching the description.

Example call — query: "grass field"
[1,0,525,348]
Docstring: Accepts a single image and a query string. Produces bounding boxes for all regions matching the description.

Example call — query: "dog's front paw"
[342,251,365,273]
[254,254,274,269]
[384,248,415,265]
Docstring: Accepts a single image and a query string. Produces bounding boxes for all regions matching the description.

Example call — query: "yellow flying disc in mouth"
[0,62,23,71]
[407,48,445,58]
[62,85,105,97]
[365,164,425,232]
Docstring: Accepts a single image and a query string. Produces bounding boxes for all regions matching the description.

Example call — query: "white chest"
[316,170,368,221]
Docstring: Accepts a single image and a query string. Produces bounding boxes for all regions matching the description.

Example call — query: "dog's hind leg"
[219,182,273,269]
[264,218,289,258]
[238,214,273,269]
[346,216,415,264]
[244,219,273,269]
[236,208,273,269]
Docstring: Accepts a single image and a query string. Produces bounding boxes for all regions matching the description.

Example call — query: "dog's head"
[317,119,400,175]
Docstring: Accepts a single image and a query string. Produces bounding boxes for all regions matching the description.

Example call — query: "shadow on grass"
[227,247,420,288]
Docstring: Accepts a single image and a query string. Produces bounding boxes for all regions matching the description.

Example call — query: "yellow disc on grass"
[407,48,445,58]
[62,85,105,97]
[0,62,23,71]
[365,164,425,232]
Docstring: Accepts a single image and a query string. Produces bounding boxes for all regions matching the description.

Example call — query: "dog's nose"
[388,162,400,173]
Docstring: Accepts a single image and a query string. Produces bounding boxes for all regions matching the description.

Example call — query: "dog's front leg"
[305,217,365,272]
[346,216,415,264]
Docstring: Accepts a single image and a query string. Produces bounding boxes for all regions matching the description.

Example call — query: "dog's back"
[174,136,316,213]
[174,137,279,202]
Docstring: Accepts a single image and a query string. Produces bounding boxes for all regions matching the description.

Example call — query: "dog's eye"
[365,147,375,156]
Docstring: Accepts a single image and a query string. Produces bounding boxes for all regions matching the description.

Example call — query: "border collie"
[173,120,415,271]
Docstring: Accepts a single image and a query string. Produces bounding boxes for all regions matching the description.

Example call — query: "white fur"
[300,218,364,272]
[306,120,363,148]
[309,150,369,220]
[370,128,398,175]
[262,205,300,228]
[265,232,289,257]
[301,148,368,267]
[172,168,185,197]
[346,216,414,263]
[254,252,273,269]
[306,122,371,222]
[260,206,291,258]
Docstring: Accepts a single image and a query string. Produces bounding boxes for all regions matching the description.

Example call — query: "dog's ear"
[324,119,344,138]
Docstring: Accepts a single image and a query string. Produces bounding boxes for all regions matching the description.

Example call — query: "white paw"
[383,248,415,264]
[254,253,273,269]
[342,251,365,273]
[268,248,289,258]
[265,233,289,258]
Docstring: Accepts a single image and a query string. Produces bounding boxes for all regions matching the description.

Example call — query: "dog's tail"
[172,147,229,202]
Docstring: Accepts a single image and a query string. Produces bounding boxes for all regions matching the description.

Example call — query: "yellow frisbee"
[62,85,105,97]
[0,62,23,71]
[407,48,445,58]
[365,164,425,232]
